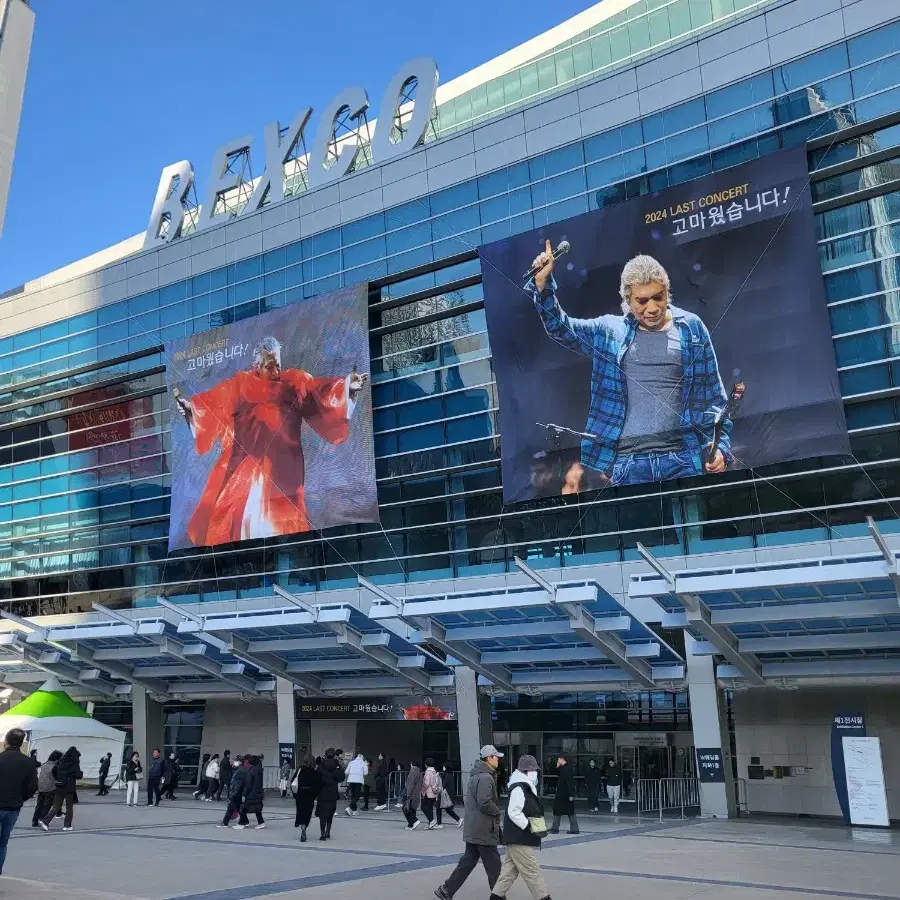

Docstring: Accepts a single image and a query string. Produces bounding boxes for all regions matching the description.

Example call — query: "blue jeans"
[611,448,701,486]
[0,808,20,874]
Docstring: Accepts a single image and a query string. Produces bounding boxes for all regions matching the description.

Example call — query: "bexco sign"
[144,57,439,249]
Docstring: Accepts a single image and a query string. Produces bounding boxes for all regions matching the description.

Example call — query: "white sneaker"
[38,821,49,832]
[394,803,403,810]
[232,824,246,830]
[255,822,267,829]
[408,821,420,831]
[63,827,73,832]
[216,824,228,828]
[345,808,353,817]
[374,804,387,811]
[457,820,464,829]
[432,824,444,830]
[427,822,436,830]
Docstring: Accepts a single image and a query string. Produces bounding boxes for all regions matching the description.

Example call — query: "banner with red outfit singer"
[165,282,378,551]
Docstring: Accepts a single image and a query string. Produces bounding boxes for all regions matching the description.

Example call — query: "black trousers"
[441,843,501,897]
[221,798,240,825]
[216,778,229,801]
[348,783,361,811]
[403,805,419,827]
[422,796,436,823]
[375,782,387,805]
[437,803,460,825]
[238,807,264,826]
[32,791,52,826]
[42,791,75,829]
[97,775,108,795]
[207,778,219,799]
[362,784,370,809]
[147,776,162,806]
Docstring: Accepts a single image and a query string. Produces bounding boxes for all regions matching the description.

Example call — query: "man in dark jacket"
[163,753,180,800]
[605,758,622,814]
[549,756,578,835]
[147,749,164,806]
[373,753,388,811]
[585,759,601,812]
[216,750,232,801]
[0,728,38,873]
[235,756,265,829]
[434,745,503,900]
[97,752,112,796]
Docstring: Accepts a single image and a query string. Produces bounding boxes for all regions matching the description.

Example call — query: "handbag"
[278,778,288,792]
[528,815,548,838]
[290,774,299,792]
[440,788,453,810]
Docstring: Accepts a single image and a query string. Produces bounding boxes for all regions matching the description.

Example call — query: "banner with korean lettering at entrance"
[479,146,849,503]
[164,283,378,550]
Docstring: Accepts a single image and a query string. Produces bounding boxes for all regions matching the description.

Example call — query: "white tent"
[0,677,126,779]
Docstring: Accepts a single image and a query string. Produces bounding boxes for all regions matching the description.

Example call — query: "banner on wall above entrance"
[296,696,457,720]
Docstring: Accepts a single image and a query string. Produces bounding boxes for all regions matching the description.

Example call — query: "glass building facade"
[2,11,900,619]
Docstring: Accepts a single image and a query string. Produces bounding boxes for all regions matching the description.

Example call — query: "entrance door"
[616,746,637,801]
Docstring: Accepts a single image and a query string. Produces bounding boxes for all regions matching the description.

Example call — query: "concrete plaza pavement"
[0,793,897,900]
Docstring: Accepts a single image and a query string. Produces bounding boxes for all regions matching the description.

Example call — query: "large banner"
[165,283,378,550]
[480,146,849,503]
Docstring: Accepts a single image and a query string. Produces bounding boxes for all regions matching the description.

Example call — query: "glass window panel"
[851,58,900,98]
[689,0,715,28]
[848,20,900,67]
[775,44,849,93]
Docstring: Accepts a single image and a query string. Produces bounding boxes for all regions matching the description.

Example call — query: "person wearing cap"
[434,745,503,900]
[490,755,551,900]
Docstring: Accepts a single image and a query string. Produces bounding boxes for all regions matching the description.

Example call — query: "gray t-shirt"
[617,323,684,454]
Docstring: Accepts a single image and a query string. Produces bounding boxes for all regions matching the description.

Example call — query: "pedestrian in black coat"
[237,756,265,829]
[96,753,112,796]
[585,758,601,811]
[219,757,246,827]
[550,755,579,834]
[216,751,232,801]
[292,757,322,841]
[315,749,345,840]
[40,746,82,831]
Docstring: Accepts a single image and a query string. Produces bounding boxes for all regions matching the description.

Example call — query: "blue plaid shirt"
[529,276,732,474]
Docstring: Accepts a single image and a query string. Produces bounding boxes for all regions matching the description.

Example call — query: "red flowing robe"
[185,368,351,546]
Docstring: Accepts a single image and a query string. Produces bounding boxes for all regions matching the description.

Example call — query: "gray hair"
[253,335,282,367]
[619,254,671,314]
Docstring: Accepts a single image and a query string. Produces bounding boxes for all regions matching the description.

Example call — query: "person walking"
[489,755,551,900]
[437,763,462,828]
[96,752,112,796]
[147,748,164,807]
[235,756,265,829]
[216,750,232,801]
[345,752,367,816]
[32,749,61,826]
[422,758,443,830]
[403,761,423,830]
[585,759,601,813]
[279,759,293,799]
[363,759,375,811]
[433,745,503,900]
[316,749,345,840]
[40,745,81,832]
[549,756,578,835]
[219,757,246,827]
[605,758,622,814]
[0,728,39,873]
[291,756,321,842]
[194,753,211,800]
[204,754,220,801]
[125,751,142,807]
[373,753,389,811]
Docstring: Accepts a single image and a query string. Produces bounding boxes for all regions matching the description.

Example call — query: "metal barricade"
[388,770,408,805]
[636,777,700,822]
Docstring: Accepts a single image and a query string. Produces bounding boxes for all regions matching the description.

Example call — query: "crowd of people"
[0,721,634,897]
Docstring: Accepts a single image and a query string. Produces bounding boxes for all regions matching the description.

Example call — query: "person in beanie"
[490,755,551,900]
[434,745,503,900]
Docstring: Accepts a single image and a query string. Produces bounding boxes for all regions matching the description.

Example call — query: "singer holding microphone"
[526,239,731,487]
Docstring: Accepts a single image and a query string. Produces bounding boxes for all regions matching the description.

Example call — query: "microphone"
[523,240,571,280]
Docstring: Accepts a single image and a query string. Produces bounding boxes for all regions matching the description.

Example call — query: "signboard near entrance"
[296,696,457,720]
[614,732,668,748]
[696,748,726,783]
[278,742,295,770]
[843,736,889,828]
[831,712,866,823]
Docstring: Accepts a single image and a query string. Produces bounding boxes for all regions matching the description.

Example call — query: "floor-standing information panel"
[842,736,889,827]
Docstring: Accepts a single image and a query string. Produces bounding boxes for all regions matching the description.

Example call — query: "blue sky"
[0,0,594,291]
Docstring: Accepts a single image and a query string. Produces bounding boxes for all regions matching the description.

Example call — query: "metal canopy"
[364,568,684,694]
[629,521,900,686]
